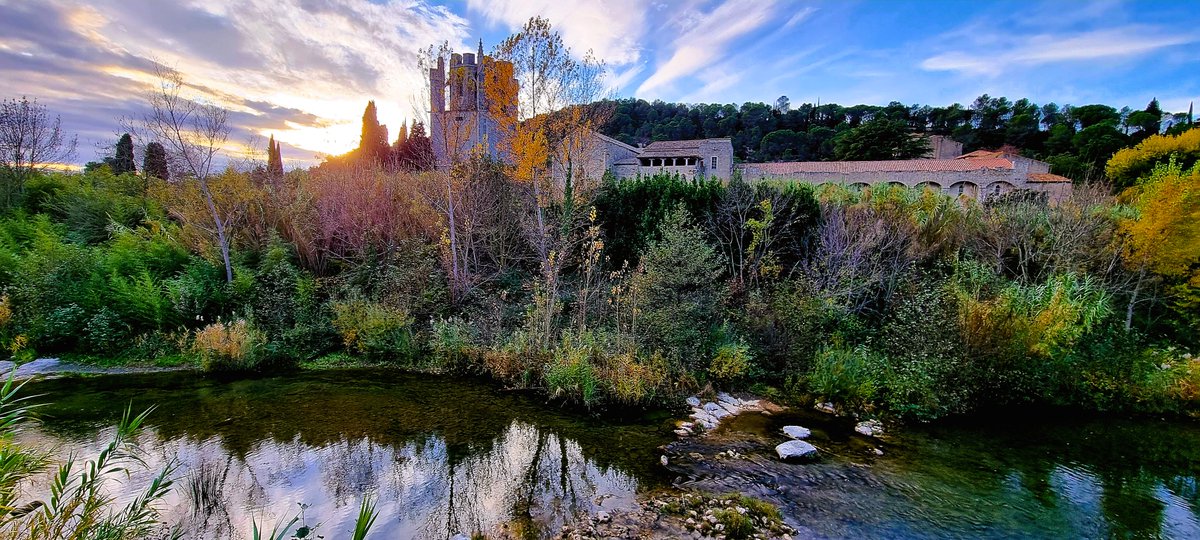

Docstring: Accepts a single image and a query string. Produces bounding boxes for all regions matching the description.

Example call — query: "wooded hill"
[596,95,1195,180]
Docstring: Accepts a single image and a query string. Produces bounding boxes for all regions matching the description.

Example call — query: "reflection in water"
[17,371,669,540]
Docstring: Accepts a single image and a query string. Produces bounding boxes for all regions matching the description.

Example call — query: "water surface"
[20,370,673,539]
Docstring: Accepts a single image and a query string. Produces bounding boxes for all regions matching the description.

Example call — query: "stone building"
[740,147,1072,200]
[923,135,964,159]
[576,135,736,181]
[428,42,515,169]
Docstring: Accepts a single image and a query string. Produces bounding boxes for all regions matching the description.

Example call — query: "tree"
[134,66,236,282]
[1071,104,1121,129]
[773,95,790,114]
[266,134,283,179]
[112,133,136,175]
[358,101,389,164]
[0,96,77,207]
[1117,160,1200,332]
[833,118,930,160]
[632,204,723,370]
[143,142,168,181]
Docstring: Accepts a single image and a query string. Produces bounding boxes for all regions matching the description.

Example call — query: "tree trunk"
[1125,266,1145,331]
[198,179,233,282]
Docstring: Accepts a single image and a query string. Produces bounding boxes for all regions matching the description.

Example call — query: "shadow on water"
[18,369,676,539]
[666,407,1200,539]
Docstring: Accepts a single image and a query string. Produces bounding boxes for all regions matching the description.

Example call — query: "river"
[15,369,1200,539]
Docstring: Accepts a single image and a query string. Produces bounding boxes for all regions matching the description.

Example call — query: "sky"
[1,0,1196,168]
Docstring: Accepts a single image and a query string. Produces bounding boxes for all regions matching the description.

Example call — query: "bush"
[709,340,752,384]
[605,350,671,405]
[544,332,601,406]
[806,344,885,412]
[331,299,415,360]
[191,319,264,371]
[430,316,476,373]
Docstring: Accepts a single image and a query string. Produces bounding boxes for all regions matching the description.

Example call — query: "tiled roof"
[1027,172,1072,183]
[638,138,728,158]
[745,158,1014,175]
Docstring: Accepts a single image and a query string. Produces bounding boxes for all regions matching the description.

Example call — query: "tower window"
[711,156,718,170]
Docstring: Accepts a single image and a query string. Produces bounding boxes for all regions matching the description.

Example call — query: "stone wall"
[740,167,1060,200]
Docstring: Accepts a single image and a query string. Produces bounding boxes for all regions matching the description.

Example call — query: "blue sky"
[1,0,1196,167]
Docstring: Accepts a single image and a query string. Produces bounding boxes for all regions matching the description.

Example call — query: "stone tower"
[428,41,516,169]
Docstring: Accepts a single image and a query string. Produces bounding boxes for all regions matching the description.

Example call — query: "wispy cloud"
[0,0,469,164]
[466,0,649,66]
[636,0,779,97]
[921,26,1196,76]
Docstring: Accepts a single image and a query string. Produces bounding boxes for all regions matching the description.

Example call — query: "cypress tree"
[359,101,388,163]
[113,133,136,175]
[406,122,434,170]
[267,135,284,178]
[143,142,169,181]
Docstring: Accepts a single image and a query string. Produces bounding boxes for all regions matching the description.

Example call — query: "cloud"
[636,0,779,97]
[0,0,470,166]
[921,26,1196,76]
[466,0,649,66]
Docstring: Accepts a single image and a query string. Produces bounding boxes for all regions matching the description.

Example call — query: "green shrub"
[83,306,132,355]
[430,316,476,373]
[544,332,600,406]
[331,299,415,360]
[806,344,886,411]
[709,340,752,383]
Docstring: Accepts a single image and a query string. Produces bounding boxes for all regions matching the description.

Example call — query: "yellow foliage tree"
[1106,128,1200,189]
[1117,160,1200,330]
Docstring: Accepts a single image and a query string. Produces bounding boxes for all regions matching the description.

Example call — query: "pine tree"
[393,121,408,150]
[113,133,136,175]
[143,142,168,181]
[267,134,284,178]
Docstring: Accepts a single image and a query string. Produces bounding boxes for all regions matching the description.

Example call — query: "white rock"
[717,401,741,415]
[872,447,884,456]
[781,425,811,439]
[814,402,836,414]
[686,396,702,407]
[703,402,722,413]
[855,419,884,437]
[674,429,691,437]
[661,455,669,466]
[717,392,741,407]
[710,407,732,419]
[597,510,611,523]
[775,440,819,462]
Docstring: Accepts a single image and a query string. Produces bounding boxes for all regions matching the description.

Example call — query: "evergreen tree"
[393,121,408,150]
[112,133,136,175]
[267,134,284,178]
[143,142,168,181]
[404,122,434,170]
[358,101,389,164]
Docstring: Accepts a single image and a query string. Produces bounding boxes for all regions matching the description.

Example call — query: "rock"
[703,402,722,414]
[680,422,693,430]
[716,392,741,407]
[775,440,819,462]
[660,455,669,466]
[814,402,836,415]
[855,419,884,437]
[716,401,741,415]
[686,396,702,407]
[872,447,884,456]
[596,511,611,523]
[781,425,811,439]
[675,429,691,436]
[709,407,732,419]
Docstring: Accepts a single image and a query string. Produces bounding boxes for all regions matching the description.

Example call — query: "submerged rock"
[781,425,811,440]
[776,440,819,462]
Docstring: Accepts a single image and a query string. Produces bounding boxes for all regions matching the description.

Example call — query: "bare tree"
[0,96,77,207]
[133,67,235,282]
